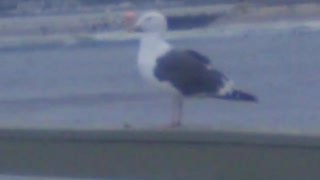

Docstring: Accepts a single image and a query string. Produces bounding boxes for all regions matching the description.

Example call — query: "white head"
[134,11,168,34]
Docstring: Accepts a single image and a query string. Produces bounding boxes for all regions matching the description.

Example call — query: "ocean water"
[0,20,319,135]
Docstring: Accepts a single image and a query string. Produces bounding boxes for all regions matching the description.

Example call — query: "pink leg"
[170,94,183,127]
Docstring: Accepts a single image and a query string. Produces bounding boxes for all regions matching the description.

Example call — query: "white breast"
[137,34,177,93]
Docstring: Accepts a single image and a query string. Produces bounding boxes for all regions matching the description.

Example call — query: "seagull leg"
[170,94,183,127]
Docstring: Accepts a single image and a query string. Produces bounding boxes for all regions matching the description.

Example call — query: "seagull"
[134,11,257,127]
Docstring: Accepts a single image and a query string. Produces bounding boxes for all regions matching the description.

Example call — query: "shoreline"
[0,2,320,36]
[0,16,320,51]
[0,2,319,51]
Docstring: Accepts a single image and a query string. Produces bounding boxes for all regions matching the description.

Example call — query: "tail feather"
[216,89,258,102]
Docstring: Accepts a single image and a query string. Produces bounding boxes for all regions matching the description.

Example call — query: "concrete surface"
[0,129,320,179]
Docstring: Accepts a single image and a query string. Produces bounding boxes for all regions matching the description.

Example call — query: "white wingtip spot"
[218,79,234,96]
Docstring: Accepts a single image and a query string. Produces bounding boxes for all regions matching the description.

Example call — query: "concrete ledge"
[0,129,319,179]
[1,128,320,147]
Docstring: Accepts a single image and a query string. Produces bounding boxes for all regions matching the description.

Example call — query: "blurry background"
[0,0,319,132]
[0,0,320,35]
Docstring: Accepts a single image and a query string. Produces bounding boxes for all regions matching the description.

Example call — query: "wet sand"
[0,29,319,135]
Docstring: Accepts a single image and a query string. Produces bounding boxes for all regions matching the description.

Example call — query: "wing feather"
[154,49,229,96]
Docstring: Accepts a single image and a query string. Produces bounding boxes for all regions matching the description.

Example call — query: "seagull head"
[134,11,168,34]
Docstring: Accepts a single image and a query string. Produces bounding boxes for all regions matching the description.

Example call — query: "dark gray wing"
[154,49,228,96]
[184,50,211,65]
